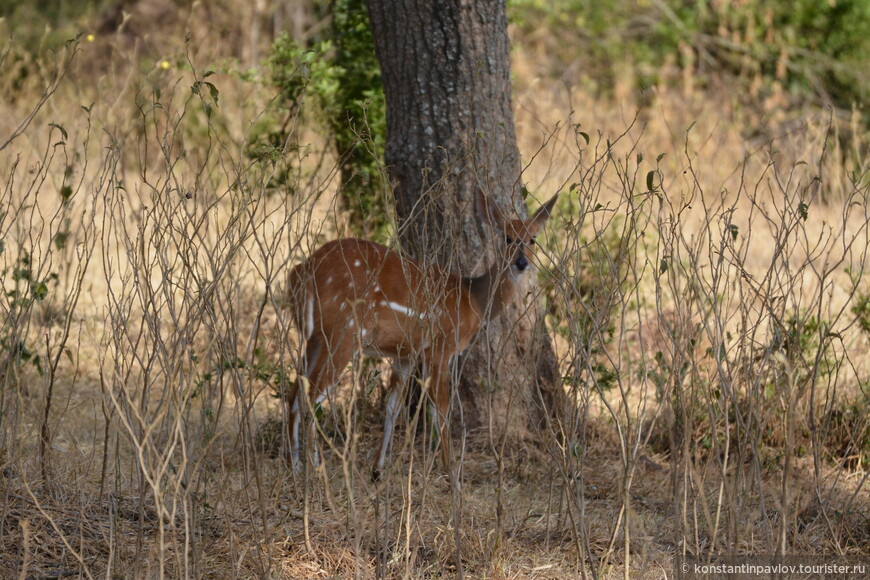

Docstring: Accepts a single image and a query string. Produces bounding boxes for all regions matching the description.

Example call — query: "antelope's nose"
[515,253,529,271]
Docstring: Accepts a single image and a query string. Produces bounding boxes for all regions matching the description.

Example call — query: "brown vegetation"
[1,1,868,578]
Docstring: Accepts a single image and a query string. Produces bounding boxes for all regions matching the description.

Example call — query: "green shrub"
[252,0,389,238]
[509,0,870,112]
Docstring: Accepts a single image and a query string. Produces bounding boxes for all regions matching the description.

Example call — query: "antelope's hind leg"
[288,332,354,472]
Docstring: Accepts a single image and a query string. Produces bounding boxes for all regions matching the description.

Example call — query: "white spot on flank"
[379,300,388,307]
[353,260,361,267]
[347,319,355,328]
[361,328,368,338]
[326,276,333,284]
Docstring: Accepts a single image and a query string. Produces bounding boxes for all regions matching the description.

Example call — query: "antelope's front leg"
[428,357,454,475]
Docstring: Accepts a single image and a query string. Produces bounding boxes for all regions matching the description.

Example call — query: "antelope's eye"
[529,237,536,246]
[505,235,515,245]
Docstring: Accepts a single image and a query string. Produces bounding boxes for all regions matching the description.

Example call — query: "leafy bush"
[693,0,870,107]
[509,0,870,112]
[252,0,389,238]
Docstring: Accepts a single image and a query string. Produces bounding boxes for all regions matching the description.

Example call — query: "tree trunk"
[366,0,563,454]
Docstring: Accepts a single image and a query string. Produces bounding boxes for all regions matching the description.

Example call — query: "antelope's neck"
[465,258,516,320]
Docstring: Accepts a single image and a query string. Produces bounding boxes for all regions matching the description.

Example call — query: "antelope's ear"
[475,189,506,231]
[528,193,558,235]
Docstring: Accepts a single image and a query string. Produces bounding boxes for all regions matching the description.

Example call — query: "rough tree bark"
[366,0,563,453]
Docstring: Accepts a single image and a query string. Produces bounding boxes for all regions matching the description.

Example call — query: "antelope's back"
[284,239,403,327]
[284,239,474,349]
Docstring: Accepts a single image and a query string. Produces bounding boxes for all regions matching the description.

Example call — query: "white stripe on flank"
[305,296,315,339]
[387,301,423,318]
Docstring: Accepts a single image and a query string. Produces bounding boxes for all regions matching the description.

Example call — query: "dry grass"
[1,6,869,579]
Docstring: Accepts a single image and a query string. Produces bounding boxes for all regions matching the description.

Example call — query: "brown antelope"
[284,189,557,479]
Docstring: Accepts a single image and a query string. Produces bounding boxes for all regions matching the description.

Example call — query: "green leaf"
[798,202,809,221]
[49,122,68,141]
[660,258,669,273]
[32,281,48,301]
[60,185,73,202]
[646,170,656,192]
[32,354,44,376]
[54,232,69,250]
[205,81,220,106]
[728,224,739,241]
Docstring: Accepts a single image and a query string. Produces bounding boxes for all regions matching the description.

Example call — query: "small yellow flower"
[86,33,95,42]
[160,60,171,70]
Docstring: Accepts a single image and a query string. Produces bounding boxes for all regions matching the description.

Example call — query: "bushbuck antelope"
[284,190,557,479]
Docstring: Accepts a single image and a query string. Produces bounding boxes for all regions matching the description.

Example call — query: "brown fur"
[284,191,557,479]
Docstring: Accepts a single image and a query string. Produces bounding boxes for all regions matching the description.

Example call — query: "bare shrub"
[1,20,869,580]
